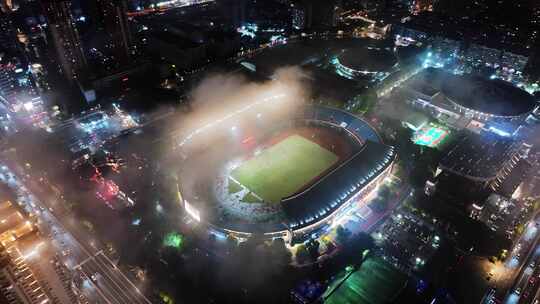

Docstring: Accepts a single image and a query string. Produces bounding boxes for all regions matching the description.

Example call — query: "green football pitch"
[230,135,338,203]
[323,257,407,304]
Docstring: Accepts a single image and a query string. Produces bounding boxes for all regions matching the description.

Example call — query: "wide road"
[531,272,540,303]
[0,161,152,304]
[76,251,150,304]
[503,220,540,304]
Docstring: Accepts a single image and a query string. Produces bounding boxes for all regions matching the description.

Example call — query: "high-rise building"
[291,0,338,29]
[0,64,18,108]
[221,0,246,28]
[292,7,306,30]
[522,2,540,80]
[0,59,45,115]
[88,0,133,64]
[291,0,308,30]
[311,0,338,28]
[42,0,87,82]
[0,11,19,58]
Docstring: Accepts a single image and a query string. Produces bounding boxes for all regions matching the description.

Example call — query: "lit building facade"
[43,0,87,82]
[93,0,133,64]
[291,4,307,30]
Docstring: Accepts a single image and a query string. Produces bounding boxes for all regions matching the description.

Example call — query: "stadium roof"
[496,159,530,197]
[441,74,536,117]
[281,141,395,229]
[337,47,397,73]
[439,132,518,181]
[405,76,440,98]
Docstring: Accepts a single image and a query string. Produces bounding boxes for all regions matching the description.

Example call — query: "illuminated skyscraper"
[42,0,87,82]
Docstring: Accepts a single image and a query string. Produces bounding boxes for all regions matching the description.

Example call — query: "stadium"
[238,37,400,86]
[332,46,398,81]
[441,73,537,122]
[175,95,395,242]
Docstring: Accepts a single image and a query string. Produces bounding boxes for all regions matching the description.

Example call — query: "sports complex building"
[441,74,537,122]
[175,100,395,242]
[402,68,538,128]
[236,37,401,103]
[332,46,399,82]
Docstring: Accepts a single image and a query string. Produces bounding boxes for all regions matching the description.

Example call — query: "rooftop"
[282,141,395,229]
[439,132,517,181]
[442,74,536,117]
[337,47,397,73]
[496,159,530,197]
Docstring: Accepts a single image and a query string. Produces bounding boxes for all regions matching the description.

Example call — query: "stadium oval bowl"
[441,74,537,120]
[178,105,396,242]
[334,47,398,80]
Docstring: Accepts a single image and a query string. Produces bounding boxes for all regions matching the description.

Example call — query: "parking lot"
[372,207,441,272]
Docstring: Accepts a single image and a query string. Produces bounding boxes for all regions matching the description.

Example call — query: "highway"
[0,161,152,304]
[503,220,540,304]
[76,251,150,304]
[531,271,540,304]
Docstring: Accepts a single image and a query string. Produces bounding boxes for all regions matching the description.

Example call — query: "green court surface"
[413,124,450,148]
[324,257,408,304]
[231,135,338,203]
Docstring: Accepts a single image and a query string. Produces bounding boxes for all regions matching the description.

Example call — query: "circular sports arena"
[175,97,395,243]
[441,74,537,121]
[238,37,399,84]
[333,46,398,81]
